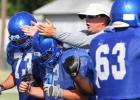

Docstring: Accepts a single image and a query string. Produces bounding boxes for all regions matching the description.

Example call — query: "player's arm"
[19,81,44,99]
[63,88,88,100]
[73,75,96,95]
[0,72,16,90]
[28,86,44,98]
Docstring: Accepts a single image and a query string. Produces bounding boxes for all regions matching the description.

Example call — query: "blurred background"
[0,0,113,99]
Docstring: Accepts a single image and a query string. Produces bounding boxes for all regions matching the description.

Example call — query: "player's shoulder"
[132,27,140,37]
[92,26,115,41]
[60,48,89,62]
[90,31,110,47]
[7,42,14,54]
[63,48,88,56]
[7,41,13,49]
[91,27,140,43]
[7,42,20,53]
[123,27,140,40]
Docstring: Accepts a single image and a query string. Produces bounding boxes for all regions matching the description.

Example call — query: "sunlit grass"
[0,91,18,100]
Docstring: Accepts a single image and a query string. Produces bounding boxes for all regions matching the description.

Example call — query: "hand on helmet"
[31,19,56,37]
[21,25,38,37]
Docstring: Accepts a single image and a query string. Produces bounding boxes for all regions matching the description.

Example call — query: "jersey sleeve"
[32,60,43,87]
[6,43,15,66]
[87,56,96,85]
[55,30,91,48]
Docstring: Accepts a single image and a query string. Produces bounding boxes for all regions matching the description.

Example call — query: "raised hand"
[21,24,38,37]
[32,19,57,37]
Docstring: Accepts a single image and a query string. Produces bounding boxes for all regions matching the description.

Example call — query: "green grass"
[0,91,18,100]
[0,69,18,100]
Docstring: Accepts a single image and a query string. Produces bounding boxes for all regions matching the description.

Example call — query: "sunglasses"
[79,14,105,19]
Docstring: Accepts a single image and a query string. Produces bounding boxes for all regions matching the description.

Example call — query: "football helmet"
[111,0,140,27]
[8,11,37,49]
[33,32,63,67]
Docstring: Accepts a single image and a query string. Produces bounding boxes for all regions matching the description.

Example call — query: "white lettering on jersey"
[14,52,23,59]
[95,43,126,88]
[53,64,60,87]
[15,53,32,79]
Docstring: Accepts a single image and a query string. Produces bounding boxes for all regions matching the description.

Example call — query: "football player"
[19,32,90,100]
[64,0,140,100]
[0,11,42,100]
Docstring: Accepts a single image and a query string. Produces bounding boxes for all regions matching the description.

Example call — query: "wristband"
[27,84,31,94]
[0,84,5,94]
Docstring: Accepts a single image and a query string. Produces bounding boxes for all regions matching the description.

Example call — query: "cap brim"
[78,11,101,16]
[78,11,102,19]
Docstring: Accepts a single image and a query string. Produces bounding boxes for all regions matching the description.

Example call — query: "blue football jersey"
[90,27,140,100]
[60,48,96,100]
[7,42,41,100]
[35,48,96,100]
[35,53,75,100]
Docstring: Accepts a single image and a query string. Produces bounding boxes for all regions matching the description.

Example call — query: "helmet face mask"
[9,36,30,46]
[41,51,53,61]
[33,33,62,67]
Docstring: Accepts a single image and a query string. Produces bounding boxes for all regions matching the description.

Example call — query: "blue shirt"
[7,42,41,100]
[34,51,75,100]
[35,48,96,100]
[60,48,96,100]
[90,27,140,100]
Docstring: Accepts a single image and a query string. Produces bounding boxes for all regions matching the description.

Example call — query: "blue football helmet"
[111,0,140,27]
[8,11,37,49]
[33,32,63,67]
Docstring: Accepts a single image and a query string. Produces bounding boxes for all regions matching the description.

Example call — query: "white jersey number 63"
[95,43,126,87]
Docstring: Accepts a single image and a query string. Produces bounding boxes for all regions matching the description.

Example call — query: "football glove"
[44,84,63,98]
[21,74,31,82]
[63,56,81,77]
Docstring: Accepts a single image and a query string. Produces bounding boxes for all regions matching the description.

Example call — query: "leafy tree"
[7,0,54,16]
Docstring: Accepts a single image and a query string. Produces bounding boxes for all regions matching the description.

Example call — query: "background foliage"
[0,0,114,17]
[0,0,54,17]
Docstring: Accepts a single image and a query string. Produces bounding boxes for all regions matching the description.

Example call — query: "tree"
[7,0,54,17]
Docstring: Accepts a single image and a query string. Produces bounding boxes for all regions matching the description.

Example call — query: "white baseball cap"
[78,3,110,18]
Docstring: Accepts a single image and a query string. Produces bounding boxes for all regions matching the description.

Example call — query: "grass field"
[0,91,18,100]
[0,69,18,100]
